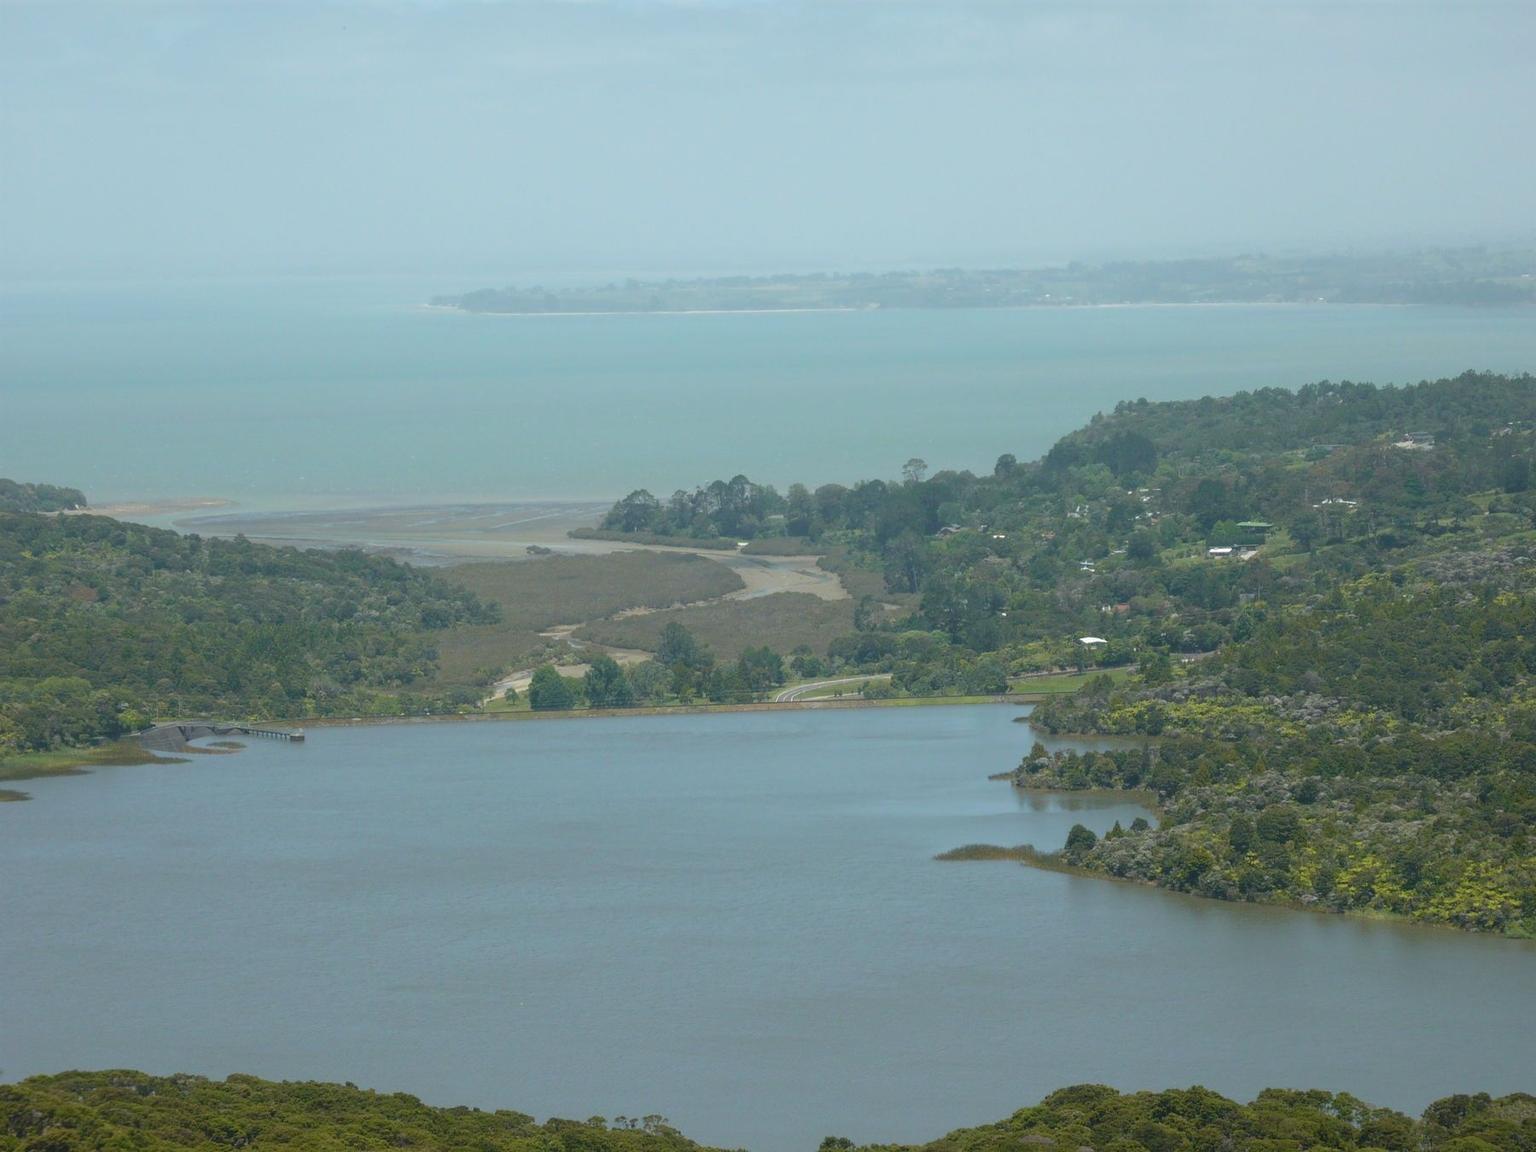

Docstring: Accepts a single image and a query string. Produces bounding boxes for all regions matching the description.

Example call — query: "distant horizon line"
[5,236,1536,292]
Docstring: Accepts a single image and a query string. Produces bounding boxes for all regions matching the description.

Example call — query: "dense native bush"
[2,1072,1532,1152]
[0,513,497,751]
[1021,570,1536,934]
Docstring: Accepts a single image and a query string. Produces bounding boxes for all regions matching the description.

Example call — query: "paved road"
[773,674,892,703]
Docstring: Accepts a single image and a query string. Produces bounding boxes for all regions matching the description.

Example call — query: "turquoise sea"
[3,277,1534,508]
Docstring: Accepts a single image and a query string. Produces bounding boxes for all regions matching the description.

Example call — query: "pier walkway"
[140,722,305,752]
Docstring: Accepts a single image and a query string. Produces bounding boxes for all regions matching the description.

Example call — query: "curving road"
[773,673,892,703]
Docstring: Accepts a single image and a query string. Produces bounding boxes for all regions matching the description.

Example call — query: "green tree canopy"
[528,665,576,711]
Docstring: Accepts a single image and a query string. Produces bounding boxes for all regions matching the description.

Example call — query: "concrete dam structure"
[140,722,305,753]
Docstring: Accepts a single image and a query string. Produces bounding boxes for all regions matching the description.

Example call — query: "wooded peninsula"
[433,249,1536,314]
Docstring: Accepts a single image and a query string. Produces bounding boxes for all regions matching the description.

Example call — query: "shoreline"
[999,845,1510,939]
[424,299,1436,319]
[942,774,1526,942]
[428,304,870,317]
[8,701,1526,944]
[308,691,1040,728]
[0,693,1045,790]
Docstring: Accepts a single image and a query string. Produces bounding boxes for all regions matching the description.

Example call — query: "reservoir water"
[4,706,1532,1149]
[3,278,1536,507]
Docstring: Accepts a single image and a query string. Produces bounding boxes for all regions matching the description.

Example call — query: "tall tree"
[583,655,634,708]
[528,665,576,711]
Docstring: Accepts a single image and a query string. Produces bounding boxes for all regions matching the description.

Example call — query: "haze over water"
[4,278,1536,508]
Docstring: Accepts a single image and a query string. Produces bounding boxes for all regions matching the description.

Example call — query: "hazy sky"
[3,1,1534,281]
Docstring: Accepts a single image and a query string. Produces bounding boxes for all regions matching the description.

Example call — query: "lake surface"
[4,706,1532,1150]
[3,277,1535,507]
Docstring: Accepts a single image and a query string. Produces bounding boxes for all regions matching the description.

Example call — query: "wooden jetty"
[140,722,305,752]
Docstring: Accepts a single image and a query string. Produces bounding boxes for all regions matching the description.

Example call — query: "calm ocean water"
[3,277,1534,507]
[4,708,1533,1150]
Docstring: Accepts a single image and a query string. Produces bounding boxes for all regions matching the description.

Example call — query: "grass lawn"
[482,694,532,714]
[788,681,877,699]
[1010,667,1135,694]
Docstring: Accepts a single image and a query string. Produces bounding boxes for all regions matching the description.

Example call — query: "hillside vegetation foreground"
[3,1071,1532,1152]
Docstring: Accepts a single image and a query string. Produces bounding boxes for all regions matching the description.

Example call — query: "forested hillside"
[595,373,1536,931]
[598,372,1536,688]
[3,1071,1532,1152]
[0,513,496,755]
[0,479,85,513]
[1015,549,1536,934]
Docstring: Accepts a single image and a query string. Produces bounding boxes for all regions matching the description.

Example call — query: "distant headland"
[432,247,1536,315]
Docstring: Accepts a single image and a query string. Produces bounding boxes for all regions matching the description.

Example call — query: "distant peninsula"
[432,247,1536,314]
[0,479,85,514]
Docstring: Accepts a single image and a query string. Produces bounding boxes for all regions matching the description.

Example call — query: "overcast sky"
[3,1,1534,281]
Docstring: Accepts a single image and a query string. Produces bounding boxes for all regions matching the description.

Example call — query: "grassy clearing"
[575,592,856,661]
[875,694,1021,707]
[436,551,744,684]
[482,693,532,714]
[788,682,878,700]
[1011,667,1135,694]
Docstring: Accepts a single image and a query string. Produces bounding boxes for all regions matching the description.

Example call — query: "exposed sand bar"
[71,497,233,518]
[176,500,848,599]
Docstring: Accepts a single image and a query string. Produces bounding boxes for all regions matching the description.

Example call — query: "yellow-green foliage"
[848,1084,1536,1152]
[1423,860,1530,932]
[1026,562,1536,935]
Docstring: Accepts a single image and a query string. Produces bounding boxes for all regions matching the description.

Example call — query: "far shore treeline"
[0,514,499,753]
[3,370,1535,933]
[3,1071,1533,1152]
